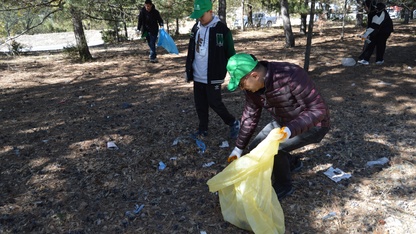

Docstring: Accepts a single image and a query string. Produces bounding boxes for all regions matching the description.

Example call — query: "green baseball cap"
[227,53,258,91]
[190,0,212,19]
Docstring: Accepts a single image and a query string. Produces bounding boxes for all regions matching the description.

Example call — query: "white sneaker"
[376,60,384,65]
[358,59,369,65]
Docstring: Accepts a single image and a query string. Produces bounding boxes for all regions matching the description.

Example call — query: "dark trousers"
[359,33,391,62]
[193,81,235,131]
[146,33,158,59]
[249,120,330,187]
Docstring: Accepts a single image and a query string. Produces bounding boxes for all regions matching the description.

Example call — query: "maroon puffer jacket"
[235,61,330,149]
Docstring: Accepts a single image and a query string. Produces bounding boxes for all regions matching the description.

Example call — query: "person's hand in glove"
[278,126,291,142]
[228,147,243,163]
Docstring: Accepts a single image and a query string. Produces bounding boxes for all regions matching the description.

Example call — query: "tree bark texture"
[280,0,295,47]
[218,0,227,24]
[70,6,92,61]
[304,0,316,72]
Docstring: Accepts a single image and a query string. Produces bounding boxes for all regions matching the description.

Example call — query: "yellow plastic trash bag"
[207,128,285,234]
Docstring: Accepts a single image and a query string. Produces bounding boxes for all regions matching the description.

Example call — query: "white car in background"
[387,9,399,19]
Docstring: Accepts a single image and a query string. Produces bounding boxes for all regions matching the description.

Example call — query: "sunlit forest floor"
[1,20,415,233]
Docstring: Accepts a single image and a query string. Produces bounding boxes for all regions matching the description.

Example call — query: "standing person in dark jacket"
[357,1,393,65]
[137,0,164,63]
[185,0,240,139]
[226,53,331,200]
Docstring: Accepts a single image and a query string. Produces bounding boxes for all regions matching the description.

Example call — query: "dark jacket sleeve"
[185,24,198,82]
[156,11,164,27]
[137,9,144,30]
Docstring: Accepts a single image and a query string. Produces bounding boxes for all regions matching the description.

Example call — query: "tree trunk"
[241,0,245,31]
[175,18,179,35]
[403,8,409,24]
[356,7,364,27]
[280,0,295,47]
[300,14,307,34]
[218,0,226,24]
[341,0,348,39]
[70,6,92,61]
[304,0,316,72]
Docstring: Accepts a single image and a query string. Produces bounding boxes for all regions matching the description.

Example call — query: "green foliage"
[8,40,25,55]
[101,29,117,43]
[62,44,80,60]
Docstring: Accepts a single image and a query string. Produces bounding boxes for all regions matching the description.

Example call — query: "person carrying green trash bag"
[226,53,331,200]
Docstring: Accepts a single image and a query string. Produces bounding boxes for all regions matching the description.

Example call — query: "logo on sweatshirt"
[216,33,224,47]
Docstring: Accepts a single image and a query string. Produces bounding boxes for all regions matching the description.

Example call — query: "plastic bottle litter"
[366,157,389,167]
[158,161,166,171]
[194,138,206,153]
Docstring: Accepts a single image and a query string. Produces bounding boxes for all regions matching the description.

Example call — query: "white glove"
[278,127,291,142]
[228,147,243,163]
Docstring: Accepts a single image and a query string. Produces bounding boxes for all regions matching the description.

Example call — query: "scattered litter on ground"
[202,162,215,168]
[366,157,389,167]
[133,204,145,214]
[324,167,351,182]
[322,211,337,220]
[219,141,229,148]
[172,136,206,153]
[158,161,166,171]
[341,57,356,66]
[107,141,119,150]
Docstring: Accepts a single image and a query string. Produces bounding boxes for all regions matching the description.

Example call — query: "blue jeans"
[146,33,158,60]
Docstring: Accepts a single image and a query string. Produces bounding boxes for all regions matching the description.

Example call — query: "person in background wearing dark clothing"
[227,53,330,200]
[137,0,164,63]
[185,0,240,139]
[247,5,253,27]
[357,1,393,65]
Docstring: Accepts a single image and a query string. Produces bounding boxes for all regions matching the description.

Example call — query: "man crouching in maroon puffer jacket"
[226,53,330,200]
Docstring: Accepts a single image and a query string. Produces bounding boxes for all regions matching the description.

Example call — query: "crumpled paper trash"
[324,167,351,182]
[366,157,389,167]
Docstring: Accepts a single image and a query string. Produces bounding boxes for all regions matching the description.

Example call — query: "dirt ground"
[1,20,415,234]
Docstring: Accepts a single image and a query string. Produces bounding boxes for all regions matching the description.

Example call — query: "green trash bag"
[207,128,286,234]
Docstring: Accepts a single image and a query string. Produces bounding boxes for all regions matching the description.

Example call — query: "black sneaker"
[290,157,303,173]
[272,183,294,200]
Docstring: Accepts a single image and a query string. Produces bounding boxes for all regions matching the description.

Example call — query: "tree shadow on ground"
[0,22,415,233]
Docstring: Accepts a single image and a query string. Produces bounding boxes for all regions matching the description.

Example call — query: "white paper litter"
[219,141,229,148]
[366,157,389,167]
[324,167,351,182]
[107,141,119,150]
[202,162,215,168]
